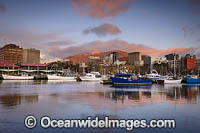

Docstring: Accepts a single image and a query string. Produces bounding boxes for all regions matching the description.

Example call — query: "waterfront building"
[88,56,101,65]
[128,52,142,66]
[20,64,48,71]
[184,54,195,70]
[0,44,23,64]
[165,53,179,61]
[23,48,40,64]
[104,52,118,65]
[87,56,101,72]
[115,56,128,65]
[143,56,167,73]
[195,59,200,74]
[180,54,196,74]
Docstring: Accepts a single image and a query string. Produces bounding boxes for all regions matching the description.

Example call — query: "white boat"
[160,54,181,84]
[157,76,182,84]
[80,73,101,82]
[47,75,76,81]
[164,79,182,84]
[2,74,34,80]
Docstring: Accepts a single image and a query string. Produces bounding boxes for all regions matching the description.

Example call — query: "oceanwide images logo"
[24,115,37,129]
[24,115,176,131]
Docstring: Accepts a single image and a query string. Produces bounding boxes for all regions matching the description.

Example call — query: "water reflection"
[0,94,38,108]
[0,81,200,132]
[104,84,200,104]
[0,80,80,86]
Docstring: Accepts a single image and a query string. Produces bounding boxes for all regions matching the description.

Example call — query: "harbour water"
[0,80,200,133]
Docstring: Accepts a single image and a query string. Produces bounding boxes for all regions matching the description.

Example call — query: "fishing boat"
[47,74,76,81]
[2,74,34,80]
[110,73,152,85]
[80,73,101,82]
[184,76,200,84]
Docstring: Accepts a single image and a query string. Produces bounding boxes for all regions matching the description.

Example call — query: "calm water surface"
[0,80,200,133]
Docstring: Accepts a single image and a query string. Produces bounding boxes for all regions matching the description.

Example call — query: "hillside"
[66,50,128,64]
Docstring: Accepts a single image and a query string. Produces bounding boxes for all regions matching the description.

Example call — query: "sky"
[0,0,200,58]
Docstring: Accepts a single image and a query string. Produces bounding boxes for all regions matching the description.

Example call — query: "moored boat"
[164,79,182,84]
[80,72,101,82]
[184,76,200,84]
[2,74,34,80]
[110,73,152,85]
[47,75,76,81]
[156,76,182,84]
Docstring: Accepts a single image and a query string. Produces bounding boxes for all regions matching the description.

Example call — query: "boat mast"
[174,53,176,78]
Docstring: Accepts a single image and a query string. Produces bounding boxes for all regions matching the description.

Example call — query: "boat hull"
[164,79,182,84]
[80,77,101,82]
[110,77,152,85]
[185,77,200,84]
[47,75,76,81]
[2,75,34,80]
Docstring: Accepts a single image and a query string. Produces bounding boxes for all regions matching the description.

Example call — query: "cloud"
[0,30,62,49]
[44,39,195,59]
[83,23,121,37]
[0,29,74,58]
[0,28,197,59]
[0,2,7,12]
[70,0,133,19]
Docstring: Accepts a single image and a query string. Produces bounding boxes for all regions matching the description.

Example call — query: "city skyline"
[0,0,200,58]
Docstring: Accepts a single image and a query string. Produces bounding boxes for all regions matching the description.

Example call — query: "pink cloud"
[70,0,133,19]
[83,23,121,37]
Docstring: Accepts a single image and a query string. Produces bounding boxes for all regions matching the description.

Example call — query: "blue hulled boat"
[110,73,152,85]
[184,76,200,84]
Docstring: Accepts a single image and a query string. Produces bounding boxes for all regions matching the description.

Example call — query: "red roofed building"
[20,63,50,71]
[0,59,19,68]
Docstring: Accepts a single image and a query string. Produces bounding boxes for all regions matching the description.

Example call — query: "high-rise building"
[165,53,179,61]
[128,52,141,66]
[0,44,23,64]
[23,48,40,64]
[104,52,118,65]
[180,54,196,74]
